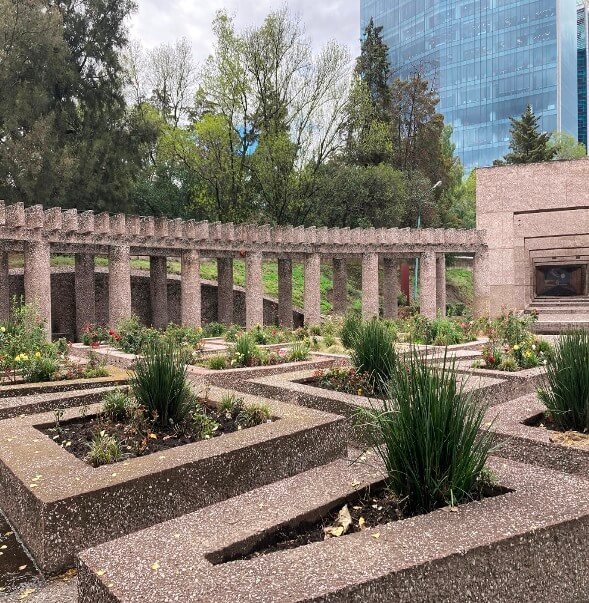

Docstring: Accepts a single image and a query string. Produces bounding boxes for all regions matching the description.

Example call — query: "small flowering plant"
[313,367,376,397]
[475,310,552,372]
[81,324,110,346]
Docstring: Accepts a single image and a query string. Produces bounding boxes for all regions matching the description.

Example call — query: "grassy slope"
[10,256,473,313]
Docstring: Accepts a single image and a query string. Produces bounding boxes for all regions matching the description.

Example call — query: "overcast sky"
[129,0,361,64]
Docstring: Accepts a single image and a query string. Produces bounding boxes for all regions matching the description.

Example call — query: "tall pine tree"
[495,104,555,165]
[354,18,391,118]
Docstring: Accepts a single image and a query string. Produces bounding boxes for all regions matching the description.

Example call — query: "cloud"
[129,0,360,64]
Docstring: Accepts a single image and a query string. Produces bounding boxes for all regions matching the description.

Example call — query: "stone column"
[473,249,490,318]
[181,250,201,328]
[304,253,321,326]
[24,241,51,340]
[149,256,168,329]
[217,258,234,325]
[0,252,10,323]
[436,254,447,317]
[419,250,437,319]
[75,253,95,341]
[332,258,347,315]
[277,258,293,329]
[362,252,380,320]
[108,245,131,328]
[382,258,399,319]
[245,251,264,328]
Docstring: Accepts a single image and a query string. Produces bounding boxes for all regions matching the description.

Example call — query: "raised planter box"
[0,387,346,574]
[486,393,589,478]
[0,365,128,399]
[243,368,517,445]
[0,385,125,420]
[77,457,589,602]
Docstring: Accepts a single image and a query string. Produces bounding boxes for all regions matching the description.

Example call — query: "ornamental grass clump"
[351,319,397,393]
[538,331,589,433]
[340,312,362,349]
[131,339,193,428]
[359,350,495,515]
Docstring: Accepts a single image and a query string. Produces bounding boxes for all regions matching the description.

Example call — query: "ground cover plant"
[201,333,310,370]
[82,316,205,358]
[39,341,272,467]
[0,301,109,383]
[224,324,296,345]
[474,310,551,371]
[538,330,589,434]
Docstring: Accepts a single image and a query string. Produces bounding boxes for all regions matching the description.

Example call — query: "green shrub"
[287,341,310,362]
[103,390,132,421]
[322,334,336,348]
[131,340,193,428]
[191,408,220,439]
[202,322,227,337]
[231,333,261,367]
[351,319,397,393]
[429,317,465,346]
[19,354,60,383]
[207,355,228,370]
[162,324,203,348]
[87,431,122,467]
[218,393,245,419]
[359,350,495,514]
[236,403,271,428]
[539,331,589,433]
[340,313,362,349]
[489,310,536,347]
[112,316,159,354]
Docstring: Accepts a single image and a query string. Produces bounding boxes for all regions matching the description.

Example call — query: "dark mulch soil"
[525,412,589,449]
[37,404,244,464]
[220,481,508,563]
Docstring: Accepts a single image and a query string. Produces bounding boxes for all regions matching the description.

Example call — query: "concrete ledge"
[0,387,346,574]
[486,394,589,478]
[0,385,126,420]
[77,457,589,602]
[0,365,128,398]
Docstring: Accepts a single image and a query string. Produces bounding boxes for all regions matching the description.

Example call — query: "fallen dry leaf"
[371,532,381,539]
[324,505,352,538]
[96,569,107,576]
[151,561,161,571]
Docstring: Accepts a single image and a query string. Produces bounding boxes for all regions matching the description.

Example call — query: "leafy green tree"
[0,0,154,211]
[549,131,587,160]
[495,104,555,165]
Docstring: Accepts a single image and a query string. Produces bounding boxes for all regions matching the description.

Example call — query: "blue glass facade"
[578,3,588,147]
[360,0,580,171]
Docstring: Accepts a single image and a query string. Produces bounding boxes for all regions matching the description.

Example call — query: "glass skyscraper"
[360,0,580,171]
[578,1,588,147]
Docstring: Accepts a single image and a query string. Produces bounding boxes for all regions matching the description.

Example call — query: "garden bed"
[244,369,511,445]
[77,456,589,603]
[0,387,346,574]
[0,386,126,421]
[485,394,589,478]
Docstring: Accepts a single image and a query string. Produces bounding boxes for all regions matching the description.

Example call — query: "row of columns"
[0,245,490,341]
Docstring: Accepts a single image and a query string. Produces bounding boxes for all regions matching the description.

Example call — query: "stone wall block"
[154,217,168,238]
[43,207,62,231]
[95,213,110,233]
[140,217,155,237]
[6,203,25,228]
[62,209,79,232]
[78,211,95,233]
[25,205,44,229]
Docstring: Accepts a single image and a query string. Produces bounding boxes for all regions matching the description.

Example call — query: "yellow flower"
[35,352,41,358]
[0,326,5,333]
[513,345,520,351]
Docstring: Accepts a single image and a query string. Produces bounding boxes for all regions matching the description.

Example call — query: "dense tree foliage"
[0,0,156,210]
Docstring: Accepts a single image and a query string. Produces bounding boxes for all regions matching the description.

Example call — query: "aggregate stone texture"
[486,393,589,478]
[77,456,589,602]
[0,387,346,574]
[0,385,126,420]
[245,368,517,446]
[0,365,128,399]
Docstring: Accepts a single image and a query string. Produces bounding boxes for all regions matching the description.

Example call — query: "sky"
[129,0,361,64]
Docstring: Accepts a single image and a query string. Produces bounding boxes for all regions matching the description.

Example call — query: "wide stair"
[527,299,589,334]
